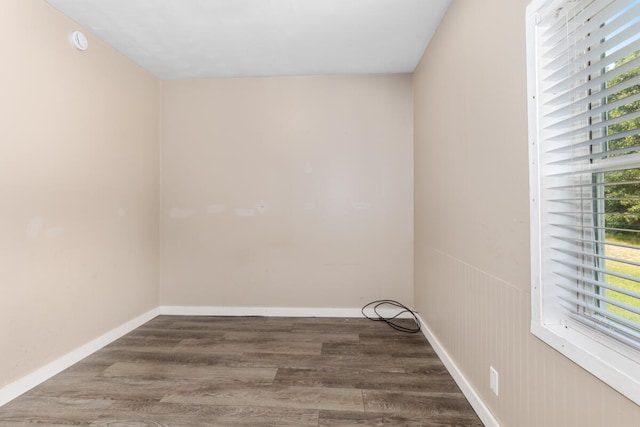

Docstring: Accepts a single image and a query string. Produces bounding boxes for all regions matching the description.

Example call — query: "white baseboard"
[0,307,160,407]
[159,305,416,319]
[160,305,363,317]
[417,314,499,427]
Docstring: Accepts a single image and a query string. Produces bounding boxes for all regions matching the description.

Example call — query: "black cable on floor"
[361,299,421,334]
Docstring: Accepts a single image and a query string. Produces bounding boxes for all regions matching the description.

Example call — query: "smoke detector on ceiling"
[70,30,88,51]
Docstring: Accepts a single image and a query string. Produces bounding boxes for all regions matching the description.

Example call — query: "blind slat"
[556,283,640,316]
[554,259,640,286]
[552,246,640,268]
[543,18,640,79]
[542,0,637,58]
[543,91,640,131]
[543,14,640,74]
[550,223,640,237]
[546,109,640,143]
[542,39,640,95]
[568,313,640,349]
[559,296,640,333]
[545,72,640,119]
[549,179,640,190]
[545,152,640,175]
[550,235,640,252]
[539,0,631,40]
[543,53,640,107]
[545,126,640,154]
[548,144,640,165]
[556,271,640,301]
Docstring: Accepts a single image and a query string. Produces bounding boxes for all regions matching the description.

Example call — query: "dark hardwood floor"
[0,316,483,426]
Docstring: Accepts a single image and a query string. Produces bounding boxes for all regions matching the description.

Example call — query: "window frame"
[526,0,640,405]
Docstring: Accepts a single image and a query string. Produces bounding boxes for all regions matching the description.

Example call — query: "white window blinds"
[531,0,640,349]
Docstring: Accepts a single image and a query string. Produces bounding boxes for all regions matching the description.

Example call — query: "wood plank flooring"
[0,316,483,426]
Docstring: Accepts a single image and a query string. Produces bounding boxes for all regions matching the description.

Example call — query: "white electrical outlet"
[490,366,499,396]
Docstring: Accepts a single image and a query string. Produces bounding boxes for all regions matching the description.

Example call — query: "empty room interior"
[2,0,640,425]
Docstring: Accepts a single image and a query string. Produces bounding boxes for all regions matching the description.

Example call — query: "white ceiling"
[46,0,451,80]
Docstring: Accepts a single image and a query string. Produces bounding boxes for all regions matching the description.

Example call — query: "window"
[527,0,640,404]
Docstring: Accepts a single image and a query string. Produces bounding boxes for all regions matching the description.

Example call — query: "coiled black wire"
[361,299,421,334]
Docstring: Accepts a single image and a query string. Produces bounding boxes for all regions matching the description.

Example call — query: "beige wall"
[414,0,640,425]
[160,75,413,308]
[0,1,159,387]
